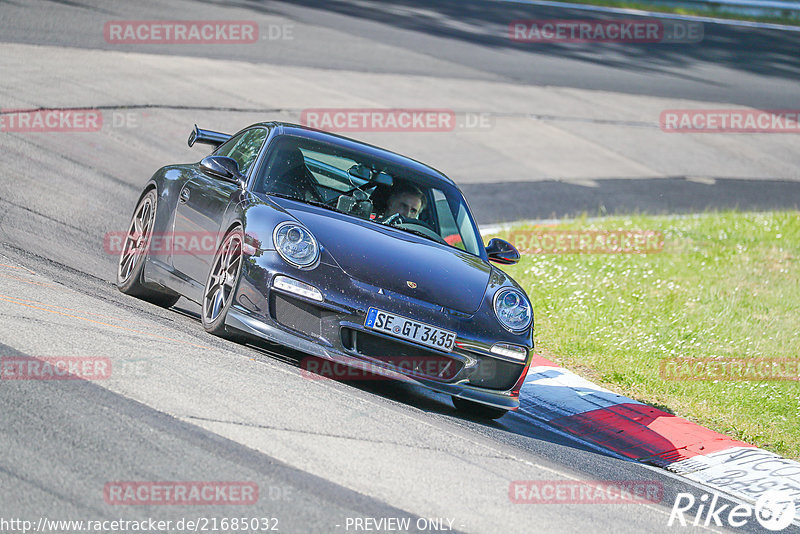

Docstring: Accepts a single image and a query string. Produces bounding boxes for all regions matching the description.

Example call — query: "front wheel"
[116,189,180,308]
[201,226,244,337]
[452,396,509,420]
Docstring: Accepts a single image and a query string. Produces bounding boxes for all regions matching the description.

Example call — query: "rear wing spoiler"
[187,124,231,148]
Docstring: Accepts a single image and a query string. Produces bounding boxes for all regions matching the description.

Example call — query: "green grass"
[488,211,800,459]
[551,0,800,27]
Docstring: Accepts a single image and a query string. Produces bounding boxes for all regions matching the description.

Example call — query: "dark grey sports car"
[117,122,533,419]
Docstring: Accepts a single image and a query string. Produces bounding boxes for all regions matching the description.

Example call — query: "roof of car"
[253,122,459,189]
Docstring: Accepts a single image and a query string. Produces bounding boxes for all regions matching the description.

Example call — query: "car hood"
[279,201,491,314]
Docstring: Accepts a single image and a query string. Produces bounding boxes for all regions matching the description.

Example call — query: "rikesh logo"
[669,490,796,531]
[756,491,797,531]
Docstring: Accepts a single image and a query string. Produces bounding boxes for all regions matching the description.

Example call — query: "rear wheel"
[201,226,244,337]
[117,189,180,308]
[452,396,509,420]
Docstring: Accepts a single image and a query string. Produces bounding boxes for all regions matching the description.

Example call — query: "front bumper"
[228,252,532,411]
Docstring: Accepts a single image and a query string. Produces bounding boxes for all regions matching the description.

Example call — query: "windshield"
[253,135,483,257]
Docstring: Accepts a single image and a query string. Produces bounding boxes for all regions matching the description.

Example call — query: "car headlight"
[493,288,532,332]
[273,222,319,268]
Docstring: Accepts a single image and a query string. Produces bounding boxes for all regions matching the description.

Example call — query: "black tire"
[117,189,180,308]
[452,396,509,420]
[201,225,244,337]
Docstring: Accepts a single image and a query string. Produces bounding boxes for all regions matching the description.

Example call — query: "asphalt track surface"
[3,0,799,107]
[0,1,798,533]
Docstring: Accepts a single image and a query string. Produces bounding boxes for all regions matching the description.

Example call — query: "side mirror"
[485,238,520,265]
[200,156,245,186]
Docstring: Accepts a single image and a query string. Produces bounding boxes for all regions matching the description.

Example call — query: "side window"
[214,128,269,174]
[433,189,465,250]
[213,132,244,158]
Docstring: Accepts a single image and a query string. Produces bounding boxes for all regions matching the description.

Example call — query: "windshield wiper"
[266,192,346,215]
[384,224,442,245]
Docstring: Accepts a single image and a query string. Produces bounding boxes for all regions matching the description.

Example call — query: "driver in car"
[382,182,426,220]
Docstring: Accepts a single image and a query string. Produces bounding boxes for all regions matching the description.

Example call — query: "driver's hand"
[380,213,405,225]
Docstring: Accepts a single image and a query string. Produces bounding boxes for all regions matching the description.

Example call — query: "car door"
[172,127,269,285]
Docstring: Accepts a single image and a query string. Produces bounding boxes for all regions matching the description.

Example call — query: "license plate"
[364,308,456,352]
